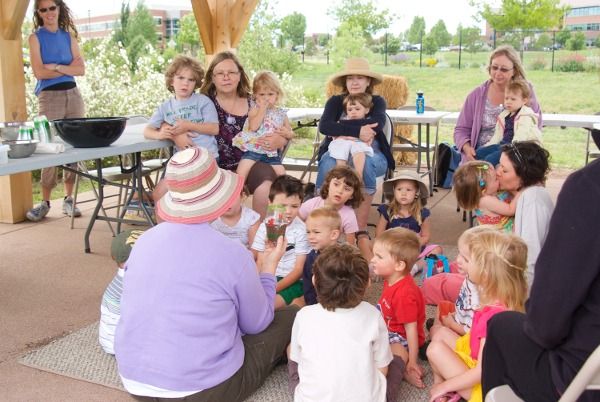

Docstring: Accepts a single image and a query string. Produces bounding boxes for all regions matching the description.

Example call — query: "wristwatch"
[54,64,60,72]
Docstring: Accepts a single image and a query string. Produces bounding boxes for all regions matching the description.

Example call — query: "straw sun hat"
[383,170,429,204]
[330,57,383,88]
[156,147,243,224]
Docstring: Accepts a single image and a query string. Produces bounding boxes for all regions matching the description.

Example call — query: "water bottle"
[416,90,425,114]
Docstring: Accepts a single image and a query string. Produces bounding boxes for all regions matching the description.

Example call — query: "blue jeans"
[315,151,387,195]
[476,143,502,166]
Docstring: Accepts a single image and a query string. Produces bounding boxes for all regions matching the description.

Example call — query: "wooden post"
[0,0,33,223]
[191,0,258,64]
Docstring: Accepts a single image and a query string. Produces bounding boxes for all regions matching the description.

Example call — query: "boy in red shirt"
[372,227,426,401]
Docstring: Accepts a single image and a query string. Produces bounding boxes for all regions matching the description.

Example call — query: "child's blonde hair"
[374,227,421,271]
[165,55,204,93]
[307,207,342,232]
[385,179,426,225]
[343,93,373,113]
[252,71,284,105]
[454,161,494,211]
[459,227,528,312]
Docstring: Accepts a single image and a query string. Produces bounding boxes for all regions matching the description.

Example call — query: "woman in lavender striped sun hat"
[115,146,298,401]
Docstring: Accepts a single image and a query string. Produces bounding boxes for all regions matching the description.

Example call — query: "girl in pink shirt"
[299,166,363,246]
[426,227,528,402]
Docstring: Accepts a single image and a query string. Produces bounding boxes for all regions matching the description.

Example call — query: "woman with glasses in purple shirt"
[454,45,543,164]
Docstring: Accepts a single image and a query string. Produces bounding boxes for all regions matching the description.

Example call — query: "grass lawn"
[288,54,600,171]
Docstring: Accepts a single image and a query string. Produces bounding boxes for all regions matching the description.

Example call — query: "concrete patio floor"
[0,169,569,401]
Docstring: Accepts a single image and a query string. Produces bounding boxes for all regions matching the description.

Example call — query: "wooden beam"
[229,0,258,48]
[1,0,29,40]
[212,0,230,54]
[191,0,214,55]
[0,0,33,222]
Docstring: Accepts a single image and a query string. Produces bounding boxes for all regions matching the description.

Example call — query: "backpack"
[424,254,450,279]
[435,142,461,189]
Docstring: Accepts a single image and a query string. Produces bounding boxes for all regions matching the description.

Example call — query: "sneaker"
[62,197,81,217]
[26,202,50,222]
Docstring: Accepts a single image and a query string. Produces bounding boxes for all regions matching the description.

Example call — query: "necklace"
[217,95,239,125]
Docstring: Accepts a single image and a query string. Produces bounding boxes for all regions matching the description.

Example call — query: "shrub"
[424,58,438,67]
[530,57,547,71]
[556,54,586,72]
[390,53,411,64]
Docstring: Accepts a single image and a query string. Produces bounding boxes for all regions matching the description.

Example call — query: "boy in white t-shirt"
[289,244,392,402]
[252,175,310,309]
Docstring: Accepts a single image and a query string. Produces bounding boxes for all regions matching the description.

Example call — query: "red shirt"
[378,275,426,346]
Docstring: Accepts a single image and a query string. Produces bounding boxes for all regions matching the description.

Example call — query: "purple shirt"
[453,80,542,163]
[115,222,276,392]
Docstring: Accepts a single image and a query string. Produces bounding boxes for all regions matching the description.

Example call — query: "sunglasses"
[38,5,58,13]
[490,65,513,73]
[506,142,525,167]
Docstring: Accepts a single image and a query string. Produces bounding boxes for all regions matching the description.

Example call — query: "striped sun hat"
[156,147,243,224]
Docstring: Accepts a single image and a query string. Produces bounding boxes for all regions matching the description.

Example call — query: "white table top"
[594,123,600,130]
[287,108,450,124]
[0,123,169,177]
[440,111,600,129]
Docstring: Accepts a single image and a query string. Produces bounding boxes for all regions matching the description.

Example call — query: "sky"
[38,0,489,36]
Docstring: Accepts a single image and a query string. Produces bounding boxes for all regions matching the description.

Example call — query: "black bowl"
[53,117,127,148]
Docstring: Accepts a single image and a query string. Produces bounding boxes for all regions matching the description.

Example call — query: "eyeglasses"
[38,5,58,13]
[490,65,513,73]
[213,71,240,79]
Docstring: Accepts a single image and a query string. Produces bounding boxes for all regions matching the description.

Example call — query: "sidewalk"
[0,171,568,401]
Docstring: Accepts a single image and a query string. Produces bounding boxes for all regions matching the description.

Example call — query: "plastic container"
[416,90,425,114]
[0,144,9,164]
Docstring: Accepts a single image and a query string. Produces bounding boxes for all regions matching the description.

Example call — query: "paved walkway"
[0,171,569,401]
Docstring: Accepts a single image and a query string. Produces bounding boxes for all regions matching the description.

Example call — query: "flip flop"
[434,392,462,402]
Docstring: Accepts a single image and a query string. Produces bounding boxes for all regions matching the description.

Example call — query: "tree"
[238,1,300,75]
[386,34,402,55]
[566,31,586,50]
[422,34,438,55]
[280,12,306,47]
[556,28,572,47]
[127,2,157,47]
[328,0,392,40]
[176,13,203,55]
[406,16,426,45]
[476,0,568,31]
[430,20,452,48]
[113,2,131,47]
[595,35,600,48]
[330,22,370,66]
[458,26,484,53]
[534,33,552,50]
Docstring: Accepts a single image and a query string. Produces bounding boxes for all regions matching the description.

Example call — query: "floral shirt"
[211,94,251,171]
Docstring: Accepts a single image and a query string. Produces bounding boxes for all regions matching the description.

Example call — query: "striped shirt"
[99,267,125,354]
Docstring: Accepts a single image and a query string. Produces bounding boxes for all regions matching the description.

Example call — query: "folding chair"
[485,343,600,402]
[585,112,600,165]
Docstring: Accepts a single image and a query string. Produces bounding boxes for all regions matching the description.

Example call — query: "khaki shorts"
[38,87,85,189]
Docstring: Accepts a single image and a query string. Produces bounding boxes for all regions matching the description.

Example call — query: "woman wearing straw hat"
[114,147,297,401]
[315,57,395,255]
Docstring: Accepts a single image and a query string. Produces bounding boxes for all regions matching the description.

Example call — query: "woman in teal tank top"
[26,0,85,222]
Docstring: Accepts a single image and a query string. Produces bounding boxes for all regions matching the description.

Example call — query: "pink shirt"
[299,197,359,234]
[469,304,507,360]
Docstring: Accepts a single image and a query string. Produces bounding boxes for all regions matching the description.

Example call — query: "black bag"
[435,142,461,189]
